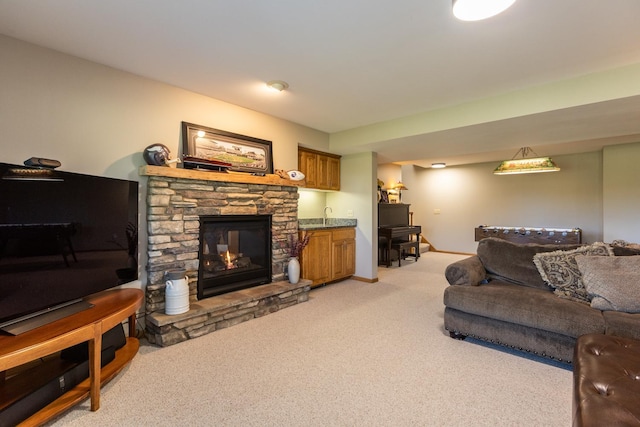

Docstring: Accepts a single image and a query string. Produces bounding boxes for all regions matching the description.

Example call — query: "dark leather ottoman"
[573,333,640,427]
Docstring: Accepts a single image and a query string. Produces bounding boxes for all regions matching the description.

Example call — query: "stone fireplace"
[140,166,310,346]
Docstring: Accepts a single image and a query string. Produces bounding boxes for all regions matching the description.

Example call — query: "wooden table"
[0,288,143,424]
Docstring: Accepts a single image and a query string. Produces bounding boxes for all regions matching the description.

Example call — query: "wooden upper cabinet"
[298,147,341,191]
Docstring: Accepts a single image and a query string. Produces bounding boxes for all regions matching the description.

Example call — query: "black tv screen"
[0,162,138,333]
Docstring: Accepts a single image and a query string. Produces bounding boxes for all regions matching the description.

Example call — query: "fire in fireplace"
[197,215,272,299]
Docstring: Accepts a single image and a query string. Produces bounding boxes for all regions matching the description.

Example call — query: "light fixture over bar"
[452,0,516,21]
[493,147,560,175]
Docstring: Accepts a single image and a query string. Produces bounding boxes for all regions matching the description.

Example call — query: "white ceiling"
[1,0,640,166]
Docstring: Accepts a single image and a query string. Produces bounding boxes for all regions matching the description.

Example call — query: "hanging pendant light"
[493,147,560,175]
[452,0,516,21]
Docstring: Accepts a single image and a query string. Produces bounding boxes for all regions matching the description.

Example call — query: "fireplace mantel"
[139,165,305,187]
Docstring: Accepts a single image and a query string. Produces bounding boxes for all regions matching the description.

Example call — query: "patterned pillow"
[533,242,613,303]
[575,255,640,313]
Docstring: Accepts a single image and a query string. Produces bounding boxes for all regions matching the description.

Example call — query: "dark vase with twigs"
[289,233,310,259]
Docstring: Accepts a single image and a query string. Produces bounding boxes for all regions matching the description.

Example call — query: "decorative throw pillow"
[533,242,613,302]
[575,255,640,313]
[477,237,581,290]
[610,240,640,256]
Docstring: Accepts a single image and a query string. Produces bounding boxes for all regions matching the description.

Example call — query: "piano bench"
[391,240,420,267]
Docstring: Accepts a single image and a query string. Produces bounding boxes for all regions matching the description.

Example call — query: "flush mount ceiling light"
[493,147,560,175]
[431,163,446,169]
[266,80,289,92]
[452,0,516,21]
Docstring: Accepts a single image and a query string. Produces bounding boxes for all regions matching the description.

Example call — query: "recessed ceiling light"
[432,163,446,169]
[266,80,289,92]
[452,0,516,21]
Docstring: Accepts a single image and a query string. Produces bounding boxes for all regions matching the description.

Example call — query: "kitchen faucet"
[323,206,332,227]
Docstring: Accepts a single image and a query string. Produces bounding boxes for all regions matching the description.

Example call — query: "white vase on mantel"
[288,257,300,284]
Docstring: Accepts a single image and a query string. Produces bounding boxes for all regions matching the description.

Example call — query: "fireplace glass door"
[198,215,272,299]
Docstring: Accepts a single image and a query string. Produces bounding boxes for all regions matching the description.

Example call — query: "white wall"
[1,36,328,178]
[0,35,330,287]
[297,190,328,219]
[328,152,377,281]
[378,143,640,255]
[6,35,638,283]
[376,163,402,191]
[603,142,640,243]
[398,151,604,253]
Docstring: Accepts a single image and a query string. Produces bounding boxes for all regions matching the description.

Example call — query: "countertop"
[298,218,357,230]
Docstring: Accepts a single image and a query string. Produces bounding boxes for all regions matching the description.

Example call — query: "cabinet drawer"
[331,228,355,241]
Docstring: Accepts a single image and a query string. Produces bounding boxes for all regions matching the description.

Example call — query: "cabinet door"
[300,230,332,286]
[328,156,340,190]
[298,150,318,188]
[331,228,356,280]
[343,238,356,276]
[316,155,330,189]
[332,239,356,280]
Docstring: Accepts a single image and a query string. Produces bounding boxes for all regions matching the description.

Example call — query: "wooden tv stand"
[0,288,143,425]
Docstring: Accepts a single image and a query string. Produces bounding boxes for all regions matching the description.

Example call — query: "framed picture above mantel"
[181,122,274,174]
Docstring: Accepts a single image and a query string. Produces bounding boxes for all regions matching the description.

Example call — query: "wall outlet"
[434,208,441,214]
[347,209,354,217]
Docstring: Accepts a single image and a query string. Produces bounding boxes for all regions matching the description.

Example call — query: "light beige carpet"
[49,252,572,426]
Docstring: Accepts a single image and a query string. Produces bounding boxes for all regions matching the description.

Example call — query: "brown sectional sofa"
[443,237,640,362]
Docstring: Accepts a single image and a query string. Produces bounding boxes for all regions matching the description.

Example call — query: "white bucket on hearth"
[165,269,190,315]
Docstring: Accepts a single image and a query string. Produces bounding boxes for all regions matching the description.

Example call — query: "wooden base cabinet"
[299,230,332,286]
[300,228,355,287]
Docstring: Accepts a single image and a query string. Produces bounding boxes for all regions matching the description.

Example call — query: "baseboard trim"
[351,276,378,283]
[431,250,475,256]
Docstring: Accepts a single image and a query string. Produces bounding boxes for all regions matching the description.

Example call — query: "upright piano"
[378,203,421,267]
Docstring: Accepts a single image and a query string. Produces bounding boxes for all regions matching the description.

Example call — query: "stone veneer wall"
[143,172,308,346]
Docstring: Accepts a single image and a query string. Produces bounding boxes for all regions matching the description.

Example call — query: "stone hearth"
[139,166,310,346]
[146,280,309,346]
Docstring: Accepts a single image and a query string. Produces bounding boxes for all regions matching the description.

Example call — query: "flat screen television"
[0,162,138,334]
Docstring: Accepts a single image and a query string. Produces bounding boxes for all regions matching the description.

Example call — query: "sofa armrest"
[445,255,487,286]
